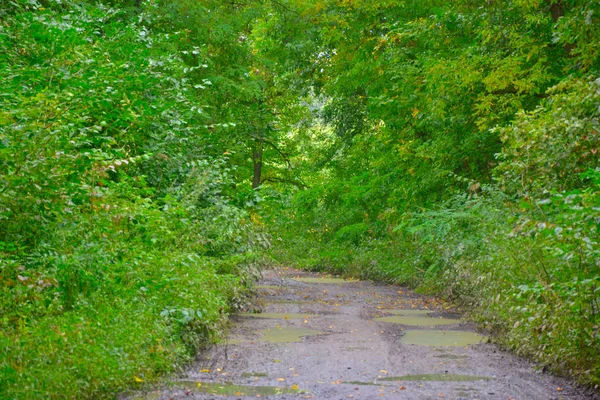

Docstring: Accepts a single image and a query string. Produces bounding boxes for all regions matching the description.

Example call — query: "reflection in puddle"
[435,354,468,359]
[130,381,301,399]
[237,313,316,319]
[259,326,323,343]
[241,372,268,378]
[266,299,308,305]
[375,315,460,326]
[381,309,433,315]
[292,277,358,284]
[221,327,322,345]
[345,381,386,386]
[401,330,486,346]
[381,374,491,382]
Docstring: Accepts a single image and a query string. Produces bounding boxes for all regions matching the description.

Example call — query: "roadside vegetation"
[1,0,598,398]
[261,0,600,388]
[0,1,269,398]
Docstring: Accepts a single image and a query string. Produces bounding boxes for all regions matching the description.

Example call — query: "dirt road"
[127,268,595,400]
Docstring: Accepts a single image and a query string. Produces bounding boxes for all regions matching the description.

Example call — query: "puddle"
[259,327,323,343]
[130,381,302,398]
[292,277,358,284]
[381,374,491,382]
[176,381,300,396]
[237,313,316,319]
[375,315,460,326]
[266,299,308,305]
[380,309,432,316]
[401,330,486,346]
[222,327,322,344]
[435,354,468,359]
[241,372,268,378]
[344,381,386,386]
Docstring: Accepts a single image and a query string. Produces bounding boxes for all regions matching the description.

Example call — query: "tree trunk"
[252,141,263,189]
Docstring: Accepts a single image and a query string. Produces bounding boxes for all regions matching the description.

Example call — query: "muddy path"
[126,268,596,400]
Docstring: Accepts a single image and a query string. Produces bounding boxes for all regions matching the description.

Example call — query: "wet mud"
[123,268,596,400]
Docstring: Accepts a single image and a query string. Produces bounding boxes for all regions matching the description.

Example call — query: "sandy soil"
[126,268,598,400]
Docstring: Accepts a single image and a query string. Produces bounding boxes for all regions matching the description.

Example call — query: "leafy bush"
[0,1,264,398]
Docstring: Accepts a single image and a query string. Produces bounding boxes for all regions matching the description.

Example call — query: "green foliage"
[496,76,600,196]
[2,0,600,396]
[260,0,600,388]
[0,1,268,398]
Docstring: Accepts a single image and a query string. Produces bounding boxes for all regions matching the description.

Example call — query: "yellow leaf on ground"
[134,376,143,383]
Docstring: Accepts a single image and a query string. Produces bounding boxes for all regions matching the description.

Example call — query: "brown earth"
[125,268,598,400]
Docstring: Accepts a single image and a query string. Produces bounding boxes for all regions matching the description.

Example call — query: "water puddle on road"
[266,299,308,305]
[237,313,316,320]
[434,354,468,359]
[381,374,491,382]
[241,372,269,378]
[131,381,301,398]
[401,330,486,346]
[345,381,387,386]
[380,309,433,316]
[376,315,460,326]
[258,327,323,343]
[292,277,358,284]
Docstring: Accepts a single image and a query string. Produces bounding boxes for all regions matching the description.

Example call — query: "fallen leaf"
[200,369,210,373]
[133,376,143,383]
[557,387,563,392]
[277,378,285,381]
[399,386,406,390]
[291,385,300,390]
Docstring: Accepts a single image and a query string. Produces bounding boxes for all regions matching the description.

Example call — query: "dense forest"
[0,0,598,398]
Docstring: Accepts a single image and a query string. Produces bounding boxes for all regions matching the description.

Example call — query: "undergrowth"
[0,2,264,398]
[267,180,600,387]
